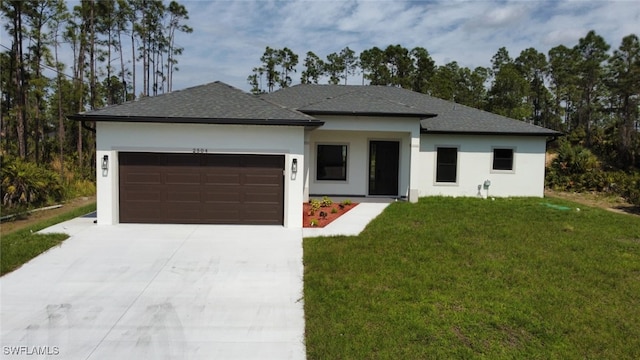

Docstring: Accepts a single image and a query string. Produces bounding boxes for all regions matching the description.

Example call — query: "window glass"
[436,147,457,183]
[493,148,514,171]
[317,144,347,180]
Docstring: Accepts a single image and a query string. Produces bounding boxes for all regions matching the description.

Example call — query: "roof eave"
[68,114,324,127]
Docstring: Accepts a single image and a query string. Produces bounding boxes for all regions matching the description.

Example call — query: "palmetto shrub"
[1,155,63,210]
[546,140,640,205]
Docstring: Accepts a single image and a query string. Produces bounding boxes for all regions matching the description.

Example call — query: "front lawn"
[1,202,96,275]
[304,197,640,359]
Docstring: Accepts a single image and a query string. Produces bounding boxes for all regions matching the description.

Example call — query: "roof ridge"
[258,95,317,120]
[361,86,428,113]
[295,84,360,109]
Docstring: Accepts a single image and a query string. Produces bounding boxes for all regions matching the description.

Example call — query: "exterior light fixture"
[101,155,109,171]
[292,158,298,173]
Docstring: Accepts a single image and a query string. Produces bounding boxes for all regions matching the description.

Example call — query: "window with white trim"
[436,147,458,183]
[492,148,514,171]
[317,144,347,181]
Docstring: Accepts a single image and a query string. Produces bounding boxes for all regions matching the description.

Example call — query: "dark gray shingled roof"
[69,81,321,127]
[261,84,436,117]
[262,84,562,136]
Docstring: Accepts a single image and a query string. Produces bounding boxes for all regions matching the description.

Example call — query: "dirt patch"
[545,189,639,217]
[303,202,358,228]
[0,196,96,235]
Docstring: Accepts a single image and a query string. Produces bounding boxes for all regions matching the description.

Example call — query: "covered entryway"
[119,152,284,225]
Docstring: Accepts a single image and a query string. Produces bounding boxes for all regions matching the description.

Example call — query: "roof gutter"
[81,120,96,133]
[546,133,564,145]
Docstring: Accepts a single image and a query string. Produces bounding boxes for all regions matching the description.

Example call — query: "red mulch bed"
[303,202,358,228]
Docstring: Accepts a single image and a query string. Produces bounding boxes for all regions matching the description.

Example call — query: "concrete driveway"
[1,216,305,359]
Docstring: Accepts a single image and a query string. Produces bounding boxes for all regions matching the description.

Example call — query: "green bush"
[1,156,64,211]
[49,156,96,199]
[67,179,96,198]
[309,199,322,214]
[546,140,640,205]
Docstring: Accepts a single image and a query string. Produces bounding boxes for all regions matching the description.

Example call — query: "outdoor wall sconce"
[101,155,109,171]
[291,158,298,174]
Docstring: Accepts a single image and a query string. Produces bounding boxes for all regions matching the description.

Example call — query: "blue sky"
[171,0,639,92]
[3,0,639,94]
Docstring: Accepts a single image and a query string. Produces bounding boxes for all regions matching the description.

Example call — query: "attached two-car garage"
[73,81,313,227]
[119,152,284,225]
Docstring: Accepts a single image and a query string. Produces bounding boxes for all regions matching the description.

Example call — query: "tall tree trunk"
[32,7,46,164]
[55,36,65,181]
[118,29,126,100]
[131,26,136,98]
[12,2,27,159]
[76,18,86,171]
[89,0,96,110]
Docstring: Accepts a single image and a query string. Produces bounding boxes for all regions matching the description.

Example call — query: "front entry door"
[369,141,399,196]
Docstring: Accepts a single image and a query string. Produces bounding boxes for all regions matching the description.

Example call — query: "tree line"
[248,31,640,173]
[1,0,192,210]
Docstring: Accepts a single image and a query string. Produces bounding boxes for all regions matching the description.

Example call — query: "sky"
[3,0,639,94]
[166,0,639,93]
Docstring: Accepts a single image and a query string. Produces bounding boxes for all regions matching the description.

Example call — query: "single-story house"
[70,81,561,228]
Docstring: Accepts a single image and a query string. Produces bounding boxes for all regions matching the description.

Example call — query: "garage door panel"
[201,209,242,223]
[243,155,285,168]
[244,173,282,185]
[123,172,162,185]
[202,187,241,202]
[244,188,282,203]
[246,208,282,224]
[122,188,163,202]
[202,155,241,167]
[165,171,200,185]
[166,207,200,223]
[122,202,164,222]
[165,153,201,166]
[167,189,201,202]
[203,173,241,186]
[120,152,164,166]
[119,152,283,225]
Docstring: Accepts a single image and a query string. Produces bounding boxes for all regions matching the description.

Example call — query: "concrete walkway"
[303,200,392,237]
[1,217,305,360]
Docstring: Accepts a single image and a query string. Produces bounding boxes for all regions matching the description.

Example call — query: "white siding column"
[408,131,421,202]
[95,149,118,225]
[303,131,311,202]
[284,153,304,228]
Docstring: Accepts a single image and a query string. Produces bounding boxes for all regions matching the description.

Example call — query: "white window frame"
[315,143,349,182]
[434,145,459,185]
[491,147,516,173]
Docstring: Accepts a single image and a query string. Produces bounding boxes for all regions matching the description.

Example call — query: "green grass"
[304,197,640,359]
[1,203,96,275]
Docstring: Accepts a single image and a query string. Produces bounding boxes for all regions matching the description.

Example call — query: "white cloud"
[7,0,635,92]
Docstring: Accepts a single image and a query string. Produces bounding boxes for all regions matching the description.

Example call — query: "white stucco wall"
[96,122,305,228]
[417,134,548,198]
[306,115,422,199]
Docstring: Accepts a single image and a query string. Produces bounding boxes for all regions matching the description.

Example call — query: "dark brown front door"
[119,152,284,225]
[369,141,399,196]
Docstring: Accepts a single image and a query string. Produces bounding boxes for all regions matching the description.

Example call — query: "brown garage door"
[119,152,284,225]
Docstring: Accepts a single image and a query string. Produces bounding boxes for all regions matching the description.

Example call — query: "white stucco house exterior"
[71,82,561,228]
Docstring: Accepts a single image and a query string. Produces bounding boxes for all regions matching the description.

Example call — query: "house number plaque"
[193,148,208,153]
